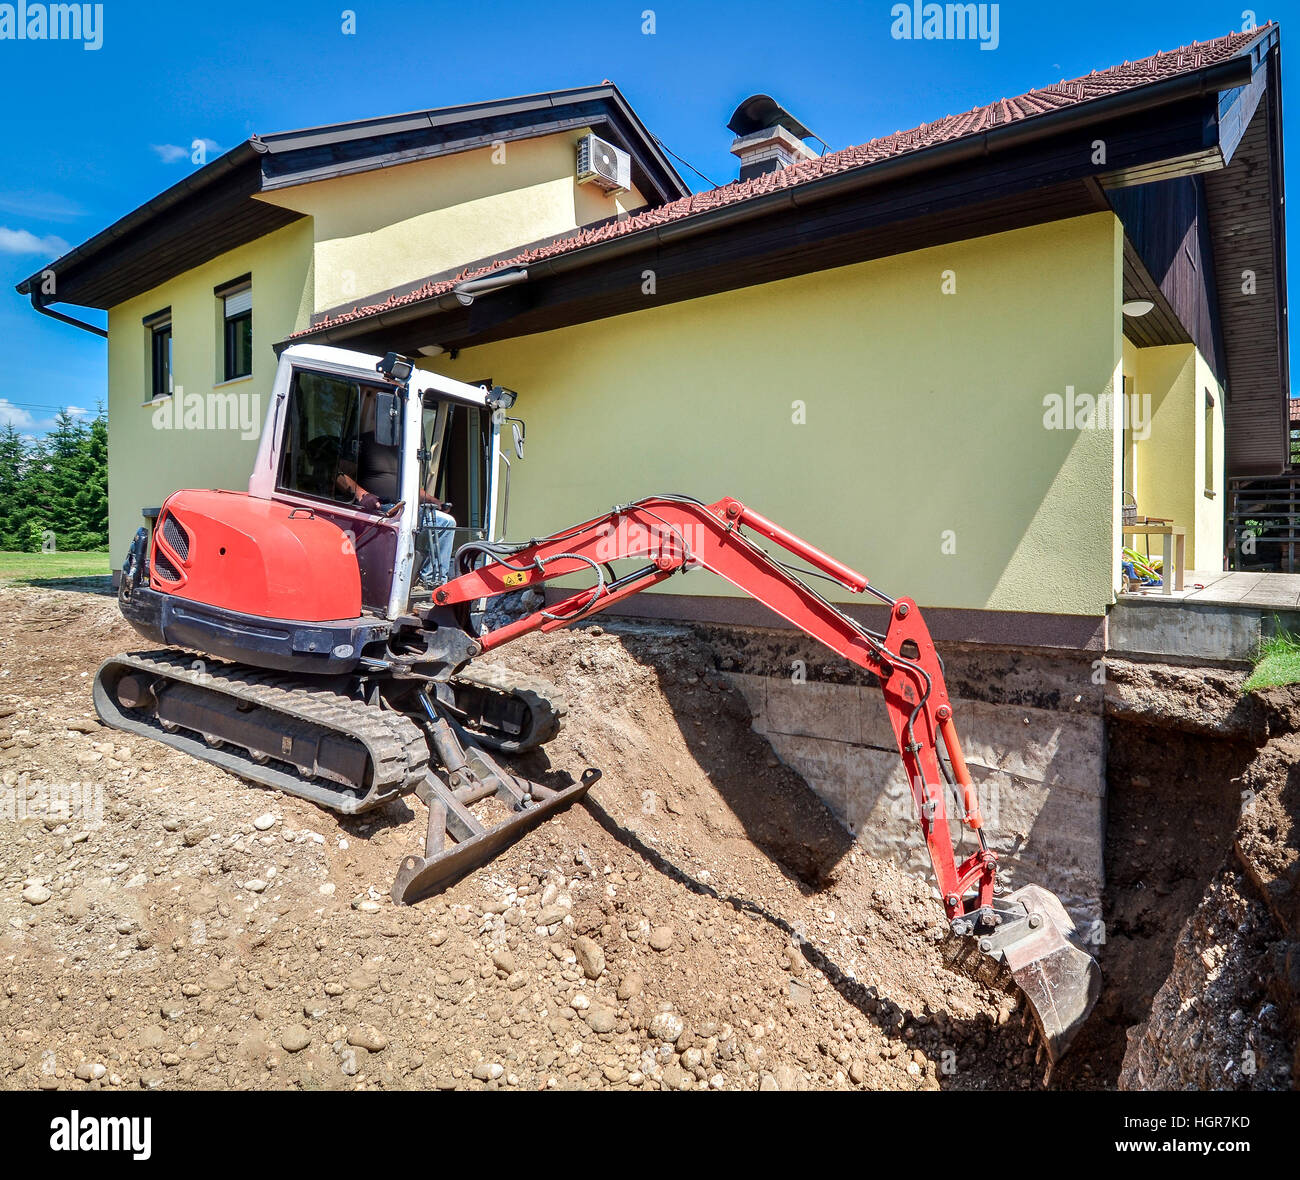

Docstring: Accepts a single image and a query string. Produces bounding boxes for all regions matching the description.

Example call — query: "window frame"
[1204,388,1217,499]
[143,307,172,402]
[216,276,253,383]
[275,367,398,510]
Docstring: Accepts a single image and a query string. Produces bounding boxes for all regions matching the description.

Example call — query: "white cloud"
[151,139,221,164]
[0,401,92,434]
[0,190,85,222]
[0,227,70,256]
[150,143,189,163]
[0,400,39,432]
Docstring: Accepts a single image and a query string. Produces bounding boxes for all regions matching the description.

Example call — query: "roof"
[1290,398,1300,424]
[16,83,690,311]
[297,25,1270,340]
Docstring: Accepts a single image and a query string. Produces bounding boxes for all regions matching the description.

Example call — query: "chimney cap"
[727,94,812,140]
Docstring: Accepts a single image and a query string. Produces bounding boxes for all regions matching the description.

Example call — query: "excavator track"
[447,663,567,753]
[93,650,428,814]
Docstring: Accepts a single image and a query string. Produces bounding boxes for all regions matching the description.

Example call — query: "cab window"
[278,370,397,505]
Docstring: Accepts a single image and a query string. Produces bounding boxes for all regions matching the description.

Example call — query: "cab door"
[413,395,500,595]
[443,399,498,541]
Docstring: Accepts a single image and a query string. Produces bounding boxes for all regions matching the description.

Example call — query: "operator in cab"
[336,390,458,585]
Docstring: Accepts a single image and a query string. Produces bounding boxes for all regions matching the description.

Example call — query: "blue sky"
[0,0,1293,433]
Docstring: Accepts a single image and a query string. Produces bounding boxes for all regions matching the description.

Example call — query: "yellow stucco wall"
[425,211,1126,616]
[105,219,314,558]
[257,131,648,312]
[1129,342,1225,571]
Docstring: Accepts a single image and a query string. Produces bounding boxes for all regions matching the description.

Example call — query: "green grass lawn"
[0,550,111,585]
[1243,627,1300,692]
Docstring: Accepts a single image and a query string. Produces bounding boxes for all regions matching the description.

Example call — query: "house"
[17,85,689,568]
[17,24,1290,921]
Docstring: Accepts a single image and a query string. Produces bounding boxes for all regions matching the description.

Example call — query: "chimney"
[727,94,818,180]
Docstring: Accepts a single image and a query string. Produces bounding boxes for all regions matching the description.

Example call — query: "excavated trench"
[1050,715,1254,1088]
[631,622,1298,1090]
[1057,660,1299,1089]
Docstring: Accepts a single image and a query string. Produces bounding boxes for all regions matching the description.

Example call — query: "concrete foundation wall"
[700,627,1106,927]
[1110,598,1300,664]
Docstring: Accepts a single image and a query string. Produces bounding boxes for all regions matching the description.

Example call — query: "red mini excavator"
[94,344,1099,1064]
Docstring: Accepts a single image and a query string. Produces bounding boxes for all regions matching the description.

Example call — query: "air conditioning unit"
[576,133,631,193]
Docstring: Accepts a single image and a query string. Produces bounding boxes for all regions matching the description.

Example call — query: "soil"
[1098,659,1300,1090]
[6,585,1295,1091]
[0,583,1044,1092]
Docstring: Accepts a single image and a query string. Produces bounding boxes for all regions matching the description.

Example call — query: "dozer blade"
[392,768,601,906]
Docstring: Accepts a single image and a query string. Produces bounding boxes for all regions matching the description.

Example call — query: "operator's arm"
[337,470,446,512]
[335,470,382,511]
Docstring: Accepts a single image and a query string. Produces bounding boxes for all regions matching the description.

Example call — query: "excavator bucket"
[998,885,1101,1063]
[947,883,1100,1066]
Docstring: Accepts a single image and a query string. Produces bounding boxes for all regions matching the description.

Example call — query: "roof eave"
[295,45,1262,346]
[17,83,688,306]
[15,140,261,297]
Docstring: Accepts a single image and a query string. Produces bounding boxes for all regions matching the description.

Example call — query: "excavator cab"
[250,343,511,619]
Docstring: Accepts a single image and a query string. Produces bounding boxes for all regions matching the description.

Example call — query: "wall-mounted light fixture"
[1122,299,1155,317]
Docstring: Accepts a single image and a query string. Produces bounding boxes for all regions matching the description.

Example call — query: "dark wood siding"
[1204,55,1289,477]
[1108,174,1224,380]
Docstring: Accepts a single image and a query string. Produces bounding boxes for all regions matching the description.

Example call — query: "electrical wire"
[650,134,723,190]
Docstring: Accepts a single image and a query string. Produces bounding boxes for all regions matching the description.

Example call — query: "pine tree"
[0,406,108,553]
[72,410,109,550]
[16,433,53,552]
[0,423,27,549]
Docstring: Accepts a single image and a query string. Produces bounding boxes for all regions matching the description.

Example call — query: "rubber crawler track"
[450,663,567,753]
[93,650,429,814]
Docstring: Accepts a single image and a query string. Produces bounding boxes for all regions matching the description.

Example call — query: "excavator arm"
[433,494,993,920]
[413,493,1100,1062]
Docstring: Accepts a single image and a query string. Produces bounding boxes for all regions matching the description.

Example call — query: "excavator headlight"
[377,352,414,383]
[486,385,518,411]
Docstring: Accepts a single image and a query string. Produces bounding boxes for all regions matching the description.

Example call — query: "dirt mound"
[0,587,1040,1091]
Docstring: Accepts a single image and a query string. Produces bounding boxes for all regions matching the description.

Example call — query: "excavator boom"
[416,494,1100,1061]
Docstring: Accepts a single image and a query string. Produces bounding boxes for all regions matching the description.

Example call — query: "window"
[431,401,492,532]
[144,308,172,400]
[278,369,395,505]
[219,280,252,381]
[1204,389,1216,496]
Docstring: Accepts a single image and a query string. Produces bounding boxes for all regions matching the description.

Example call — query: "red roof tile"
[1290,397,1300,423]
[296,25,1267,340]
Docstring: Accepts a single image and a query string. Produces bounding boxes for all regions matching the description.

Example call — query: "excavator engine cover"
[150,488,362,622]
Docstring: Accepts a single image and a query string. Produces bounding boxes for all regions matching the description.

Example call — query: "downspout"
[28,293,107,338]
